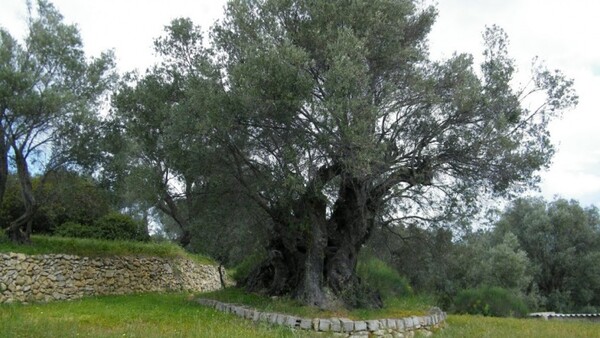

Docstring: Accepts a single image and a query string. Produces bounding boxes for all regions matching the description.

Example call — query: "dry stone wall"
[0,252,223,304]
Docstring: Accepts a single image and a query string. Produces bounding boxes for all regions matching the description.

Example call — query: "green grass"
[0,235,215,265]
[435,315,600,338]
[0,293,323,338]
[201,287,432,320]
[3,293,599,337]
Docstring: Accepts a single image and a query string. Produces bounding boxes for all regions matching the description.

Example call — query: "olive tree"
[111,0,576,309]
[0,0,115,243]
[495,198,600,311]
[211,0,577,308]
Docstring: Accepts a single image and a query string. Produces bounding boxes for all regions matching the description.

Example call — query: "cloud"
[593,64,600,77]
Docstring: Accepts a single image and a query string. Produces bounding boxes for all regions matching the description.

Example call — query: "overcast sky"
[2,0,600,207]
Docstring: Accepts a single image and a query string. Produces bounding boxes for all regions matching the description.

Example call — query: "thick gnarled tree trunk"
[243,179,383,309]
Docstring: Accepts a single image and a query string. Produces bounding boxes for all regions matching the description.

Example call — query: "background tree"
[110,18,223,247]
[110,18,266,254]
[208,0,576,309]
[495,197,600,312]
[365,224,466,305]
[0,0,116,243]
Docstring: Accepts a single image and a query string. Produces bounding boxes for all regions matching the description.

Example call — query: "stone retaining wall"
[0,252,223,304]
[196,298,446,337]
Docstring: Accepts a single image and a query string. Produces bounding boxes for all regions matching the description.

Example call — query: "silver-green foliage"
[495,197,600,312]
[111,0,578,306]
[0,0,116,242]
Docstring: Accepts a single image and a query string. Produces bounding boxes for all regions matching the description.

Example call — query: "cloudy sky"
[2,0,599,206]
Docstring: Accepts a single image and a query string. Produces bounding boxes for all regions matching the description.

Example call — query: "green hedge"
[54,212,148,242]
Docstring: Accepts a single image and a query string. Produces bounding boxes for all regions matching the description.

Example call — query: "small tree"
[109,18,222,246]
[0,0,116,243]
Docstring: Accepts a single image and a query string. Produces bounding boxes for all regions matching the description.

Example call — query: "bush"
[452,286,529,317]
[53,213,148,242]
[54,222,97,239]
[94,212,149,242]
[231,250,266,282]
[357,255,413,300]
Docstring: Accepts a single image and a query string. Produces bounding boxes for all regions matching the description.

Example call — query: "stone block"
[413,316,422,328]
[319,319,331,331]
[244,309,254,319]
[285,316,299,327]
[354,321,367,331]
[340,318,354,332]
[330,318,342,332]
[404,317,413,330]
[396,319,405,331]
[259,312,270,322]
[299,318,312,330]
[386,318,397,329]
[366,320,380,331]
[276,314,286,325]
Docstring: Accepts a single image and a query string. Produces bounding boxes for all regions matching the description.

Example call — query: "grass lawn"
[2,292,600,337]
[2,236,598,337]
[201,287,432,320]
[0,293,322,338]
[0,235,215,265]
[438,314,600,338]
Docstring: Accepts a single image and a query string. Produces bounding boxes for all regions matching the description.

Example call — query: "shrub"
[357,255,413,300]
[231,250,266,282]
[94,212,149,242]
[54,222,97,239]
[452,286,529,317]
[53,213,148,242]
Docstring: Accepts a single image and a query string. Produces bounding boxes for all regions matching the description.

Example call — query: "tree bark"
[243,179,383,309]
[324,178,383,308]
[7,148,36,244]
[0,126,8,208]
[156,192,191,247]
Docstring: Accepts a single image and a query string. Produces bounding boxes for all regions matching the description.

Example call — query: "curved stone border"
[529,312,600,321]
[196,298,446,337]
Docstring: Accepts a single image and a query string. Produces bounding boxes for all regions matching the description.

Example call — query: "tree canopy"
[205,0,576,308]
[3,0,578,310]
[0,0,116,243]
[495,197,600,311]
